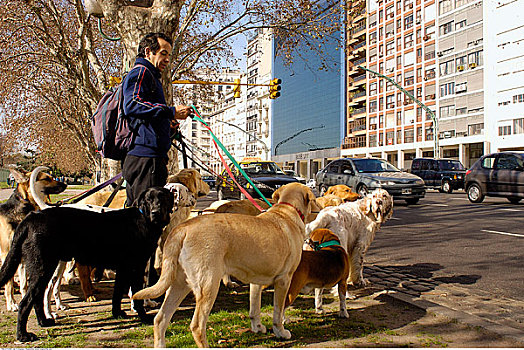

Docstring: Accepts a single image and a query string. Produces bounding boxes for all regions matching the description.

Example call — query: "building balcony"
[348,66,361,76]
[352,106,367,115]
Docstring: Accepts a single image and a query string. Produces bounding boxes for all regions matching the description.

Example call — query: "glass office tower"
[272,28,345,179]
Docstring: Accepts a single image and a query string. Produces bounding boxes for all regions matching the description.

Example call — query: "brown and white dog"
[306,189,393,290]
[133,183,316,348]
[285,228,349,318]
[0,167,66,312]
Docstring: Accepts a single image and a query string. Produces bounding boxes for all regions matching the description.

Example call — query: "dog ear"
[10,167,28,184]
[358,197,372,215]
[272,186,283,202]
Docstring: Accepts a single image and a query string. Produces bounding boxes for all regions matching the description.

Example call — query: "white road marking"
[482,229,524,238]
[432,204,449,207]
[499,208,522,212]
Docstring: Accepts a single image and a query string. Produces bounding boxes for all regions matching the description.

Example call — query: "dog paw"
[315,308,326,315]
[250,323,267,334]
[273,327,291,340]
[39,318,56,327]
[144,299,159,309]
[112,310,128,319]
[17,332,38,342]
[7,303,18,312]
[338,310,349,318]
[139,314,155,325]
[86,296,97,303]
[56,302,69,311]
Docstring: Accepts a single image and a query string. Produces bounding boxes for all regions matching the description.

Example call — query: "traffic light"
[269,78,282,99]
[233,78,241,98]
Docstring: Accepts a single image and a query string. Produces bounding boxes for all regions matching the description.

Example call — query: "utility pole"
[357,65,440,158]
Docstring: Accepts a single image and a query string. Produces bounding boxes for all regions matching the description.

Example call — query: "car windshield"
[352,159,400,173]
[241,162,285,175]
[438,160,465,170]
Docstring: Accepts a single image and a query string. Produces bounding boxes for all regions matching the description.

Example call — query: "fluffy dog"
[306,189,393,289]
[325,184,360,202]
[133,183,316,347]
[0,167,66,312]
[285,228,349,317]
[0,186,174,342]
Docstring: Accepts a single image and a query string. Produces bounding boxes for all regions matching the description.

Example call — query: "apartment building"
[342,0,486,169]
[485,0,524,152]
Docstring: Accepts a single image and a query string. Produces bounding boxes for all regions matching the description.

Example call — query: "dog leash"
[59,173,123,205]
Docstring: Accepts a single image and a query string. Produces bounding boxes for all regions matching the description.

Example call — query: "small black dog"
[0,186,174,342]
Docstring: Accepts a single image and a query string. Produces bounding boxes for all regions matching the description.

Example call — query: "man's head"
[137,32,173,72]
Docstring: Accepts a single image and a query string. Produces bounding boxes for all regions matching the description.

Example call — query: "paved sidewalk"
[362,264,524,344]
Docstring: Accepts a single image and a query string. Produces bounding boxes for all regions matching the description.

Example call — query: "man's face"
[145,38,172,72]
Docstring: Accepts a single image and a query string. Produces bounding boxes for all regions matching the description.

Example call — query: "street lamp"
[357,65,439,158]
[215,119,270,159]
[274,125,325,155]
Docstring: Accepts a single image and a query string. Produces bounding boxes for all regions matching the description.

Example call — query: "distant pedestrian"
[8,174,15,188]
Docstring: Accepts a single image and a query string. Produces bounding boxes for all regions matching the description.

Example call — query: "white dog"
[306,189,393,292]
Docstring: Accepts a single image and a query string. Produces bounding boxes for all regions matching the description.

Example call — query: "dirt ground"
[1,279,523,348]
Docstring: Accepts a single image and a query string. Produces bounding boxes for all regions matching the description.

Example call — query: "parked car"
[283,170,307,184]
[410,158,466,193]
[215,160,299,200]
[315,158,425,204]
[465,151,524,204]
[201,176,216,190]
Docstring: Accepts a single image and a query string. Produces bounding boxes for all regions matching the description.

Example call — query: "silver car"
[316,158,426,204]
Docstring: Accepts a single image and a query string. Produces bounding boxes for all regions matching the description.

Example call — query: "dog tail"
[0,221,28,288]
[133,228,185,300]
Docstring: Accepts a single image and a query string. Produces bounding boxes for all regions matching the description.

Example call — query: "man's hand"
[174,105,193,120]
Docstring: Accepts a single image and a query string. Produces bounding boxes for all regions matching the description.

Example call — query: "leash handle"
[63,173,123,204]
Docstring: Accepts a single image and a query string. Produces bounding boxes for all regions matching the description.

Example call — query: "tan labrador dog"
[133,183,316,348]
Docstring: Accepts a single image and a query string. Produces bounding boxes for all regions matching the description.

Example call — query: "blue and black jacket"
[122,57,177,158]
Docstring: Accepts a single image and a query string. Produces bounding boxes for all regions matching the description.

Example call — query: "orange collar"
[277,202,305,222]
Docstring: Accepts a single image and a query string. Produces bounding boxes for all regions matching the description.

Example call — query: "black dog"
[0,186,174,342]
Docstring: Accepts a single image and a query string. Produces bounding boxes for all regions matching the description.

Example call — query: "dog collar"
[277,202,305,222]
[317,240,340,250]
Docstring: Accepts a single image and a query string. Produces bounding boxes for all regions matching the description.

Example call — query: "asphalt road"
[197,188,524,304]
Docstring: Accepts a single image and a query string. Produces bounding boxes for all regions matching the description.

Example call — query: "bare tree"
[0,0,342,179]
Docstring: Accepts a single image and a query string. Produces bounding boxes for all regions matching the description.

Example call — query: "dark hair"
[137,33,173,58]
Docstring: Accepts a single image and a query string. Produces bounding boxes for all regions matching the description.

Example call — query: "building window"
[456,82,467,94]
[397,18,402,30]
[456,19,466,30]
[514,118,524,134]
[439,60,455,76]
[440,105,455,118]
[440,21,453,35]
[440,82,455,97]
[468,50,483,67]
[404,14,413,30]
[499,125,511,136]
[404,129,414,143]
[456,56,467,71]
[439,0,452,14]
[386,5,394,17]
[369,82,378,96]
[469,123,484,136]
[369,100,378,112]
[513,94,524,103]
[386,94,395,108]
[386,131,395,145]
[404,70,414,86]
[404,33,414,48]
[386,41,395,55]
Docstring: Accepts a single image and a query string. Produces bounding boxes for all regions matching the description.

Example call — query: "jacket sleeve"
[122,66,174,121]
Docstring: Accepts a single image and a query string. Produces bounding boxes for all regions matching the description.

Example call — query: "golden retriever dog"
[306,189,393,289]
[325,184,360,202]
[133,183,316,347]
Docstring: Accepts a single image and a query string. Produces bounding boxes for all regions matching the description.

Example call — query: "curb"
[384,286,524,345]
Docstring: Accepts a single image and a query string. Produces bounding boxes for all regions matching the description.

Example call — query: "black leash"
[102,177,125,207]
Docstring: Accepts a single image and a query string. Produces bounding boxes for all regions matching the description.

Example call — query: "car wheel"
[357,184,368,197]
[508,197,522,204]
[441,180,452,194]
[240,193,246,200]
[467,183,484,203]
[405,198,419,205]
[217,188,225,201]
[319,185,328,196]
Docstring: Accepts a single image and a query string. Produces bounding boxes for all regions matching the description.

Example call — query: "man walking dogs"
[122,32,193,206]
